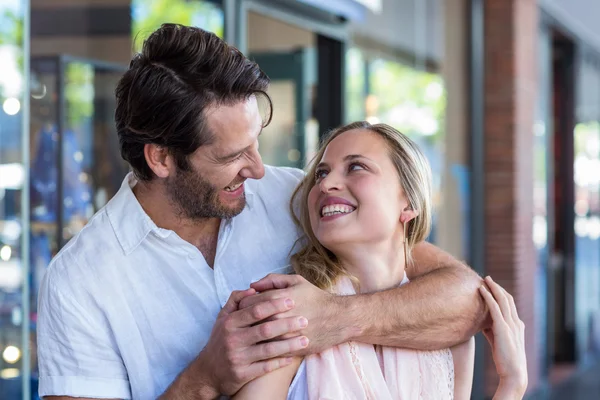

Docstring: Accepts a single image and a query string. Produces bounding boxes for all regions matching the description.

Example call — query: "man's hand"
[240,274,348,354]
[162,288,309,399]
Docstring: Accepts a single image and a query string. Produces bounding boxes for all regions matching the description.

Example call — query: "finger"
[250,274,302,292]
[479,285,508,328]
[232,297,296,328]
[244,356,295,381]
[222,289,256,314]
[239,289,288,310]
[484,276,512,321]
[245,316,308,344]
[272,331,303,340]
[245,336,309,364]
[482,328,494,347]
[501,285,522,328]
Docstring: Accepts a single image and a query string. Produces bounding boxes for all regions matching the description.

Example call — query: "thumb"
[222,288,256,314]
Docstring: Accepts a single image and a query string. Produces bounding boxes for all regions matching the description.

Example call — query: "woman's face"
[307,129,409,252]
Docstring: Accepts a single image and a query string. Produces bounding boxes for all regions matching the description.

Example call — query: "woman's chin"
[316,232,355,250]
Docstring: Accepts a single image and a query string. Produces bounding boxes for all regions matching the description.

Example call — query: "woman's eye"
[349,163,365,172]
[315,169,328,181]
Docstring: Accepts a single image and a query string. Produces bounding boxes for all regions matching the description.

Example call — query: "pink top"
[303,275,455,400]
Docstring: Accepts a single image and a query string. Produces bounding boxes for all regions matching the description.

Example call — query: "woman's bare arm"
[232,357,303,400]
[451,337,475,399]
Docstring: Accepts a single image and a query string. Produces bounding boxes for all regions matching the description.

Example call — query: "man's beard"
[165,167,246,220]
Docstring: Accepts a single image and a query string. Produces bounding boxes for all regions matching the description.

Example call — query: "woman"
[235,121,527,399]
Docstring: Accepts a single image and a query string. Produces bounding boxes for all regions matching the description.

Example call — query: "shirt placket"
[213,218,235,307]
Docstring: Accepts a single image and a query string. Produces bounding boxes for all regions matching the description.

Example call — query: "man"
[38,24,485,400]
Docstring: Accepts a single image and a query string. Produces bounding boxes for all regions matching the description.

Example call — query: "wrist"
[193,350,221,399]
[494,377,527,400]
[335,294,366,342]
[160,351,220,400]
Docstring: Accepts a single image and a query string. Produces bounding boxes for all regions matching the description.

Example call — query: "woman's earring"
[403,221,409,268]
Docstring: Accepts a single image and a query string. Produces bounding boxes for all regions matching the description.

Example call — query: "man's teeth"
[225,182,243,192]
[321,204,356,217]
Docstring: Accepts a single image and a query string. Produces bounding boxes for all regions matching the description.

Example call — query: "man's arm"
[243,242,487,352]
[350,242,486,349]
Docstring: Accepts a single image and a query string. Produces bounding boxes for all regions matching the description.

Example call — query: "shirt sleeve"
[37,255,132,399]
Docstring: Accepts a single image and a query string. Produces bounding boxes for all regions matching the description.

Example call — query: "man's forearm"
[340,264,486,350]
[159,355,219,400]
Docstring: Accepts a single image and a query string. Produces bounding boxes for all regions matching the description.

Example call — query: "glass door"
[237,0,347,168]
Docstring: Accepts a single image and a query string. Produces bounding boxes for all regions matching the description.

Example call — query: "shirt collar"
[106,173,161,255]
[106,173,257,255]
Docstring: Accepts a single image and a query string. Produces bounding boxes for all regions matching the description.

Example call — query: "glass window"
[345,47,366,123]
[0,0,28,397]
[574,57,600,363]
[132,0,224,49]
[365,58,447,245]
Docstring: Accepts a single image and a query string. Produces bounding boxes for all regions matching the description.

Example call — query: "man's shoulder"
[46,209,122,286]
[246,165,306,206]
[263,165,306,186]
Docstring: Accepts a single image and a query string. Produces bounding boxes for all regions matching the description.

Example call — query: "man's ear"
[144,143,172,179]
[400,207,419,224]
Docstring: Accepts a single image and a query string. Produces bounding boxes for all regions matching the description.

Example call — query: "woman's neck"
[335,241,406,293]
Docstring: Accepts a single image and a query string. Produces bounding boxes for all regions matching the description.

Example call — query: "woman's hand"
[479,276,527,399]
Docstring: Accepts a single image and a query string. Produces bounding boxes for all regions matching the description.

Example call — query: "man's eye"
[228,153,244,163]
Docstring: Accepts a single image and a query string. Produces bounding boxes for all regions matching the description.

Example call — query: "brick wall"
[484,0,539,395]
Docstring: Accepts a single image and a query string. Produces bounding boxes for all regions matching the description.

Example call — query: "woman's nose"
[319,172,343,193]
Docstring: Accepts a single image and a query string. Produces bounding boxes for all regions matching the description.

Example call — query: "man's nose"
[239,146,265,180]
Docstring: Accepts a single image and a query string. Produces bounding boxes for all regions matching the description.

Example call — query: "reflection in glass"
[345,48,366,123]
[28,57,129,393]
[0,0,27,397]
[573,61,600,363]
[366,59,446,243]
[131,0,224,49]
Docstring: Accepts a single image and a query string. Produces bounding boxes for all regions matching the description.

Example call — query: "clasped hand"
[197,274,338,396]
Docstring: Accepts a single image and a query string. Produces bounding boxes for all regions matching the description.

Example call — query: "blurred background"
[0,0,599,398]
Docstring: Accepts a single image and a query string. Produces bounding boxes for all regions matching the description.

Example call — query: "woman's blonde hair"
[289,121,433,290]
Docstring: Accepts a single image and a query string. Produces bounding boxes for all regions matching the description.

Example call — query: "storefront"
[4,0,599,399]
[0,1,472,398]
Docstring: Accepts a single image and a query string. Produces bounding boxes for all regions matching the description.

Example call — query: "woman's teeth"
[321,204,356,217]
[225,182,243,192]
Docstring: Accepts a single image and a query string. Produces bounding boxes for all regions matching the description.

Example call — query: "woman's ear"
[144,143,173,179]
[400,207,419,224]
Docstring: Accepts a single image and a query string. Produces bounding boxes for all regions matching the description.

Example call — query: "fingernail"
[299,337,309,347]
[285,357,294,363]
[285,299,295,308]
[298,317,308,328]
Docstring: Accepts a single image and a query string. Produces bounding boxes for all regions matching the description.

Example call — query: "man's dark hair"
[115,23,272,181]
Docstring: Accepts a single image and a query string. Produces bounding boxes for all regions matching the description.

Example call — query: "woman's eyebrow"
[343,154,372,162]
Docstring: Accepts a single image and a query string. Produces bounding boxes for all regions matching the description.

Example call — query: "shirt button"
[188,252,197,259]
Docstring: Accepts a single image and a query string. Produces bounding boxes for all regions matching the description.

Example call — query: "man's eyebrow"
[216,127,263,162]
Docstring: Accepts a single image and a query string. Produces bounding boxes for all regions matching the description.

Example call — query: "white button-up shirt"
[37,165,305,399]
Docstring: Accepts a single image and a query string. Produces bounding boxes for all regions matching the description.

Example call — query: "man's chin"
[219,196,246,218]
